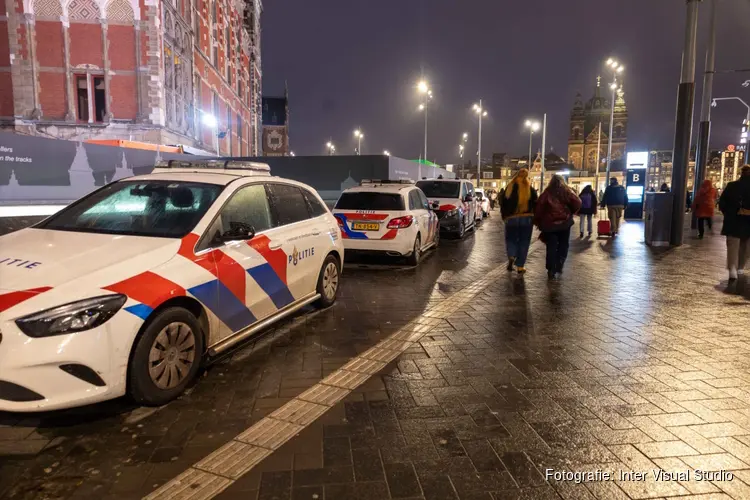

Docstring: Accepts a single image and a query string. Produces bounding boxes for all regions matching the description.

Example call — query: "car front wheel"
[315,254,340,308]
[128,307,204,406]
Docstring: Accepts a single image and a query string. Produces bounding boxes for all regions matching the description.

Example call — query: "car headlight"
[446,209,458,217]
[15,294,127,338]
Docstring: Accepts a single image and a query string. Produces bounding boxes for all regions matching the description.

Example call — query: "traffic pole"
[692,0,716,230]
[670,0,701,247]
[540,113,547,192]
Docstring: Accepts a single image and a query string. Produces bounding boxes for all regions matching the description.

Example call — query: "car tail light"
[387,215,414,229]
[334,216,345,229]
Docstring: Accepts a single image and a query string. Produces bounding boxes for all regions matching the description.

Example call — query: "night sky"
[262,0,750,164]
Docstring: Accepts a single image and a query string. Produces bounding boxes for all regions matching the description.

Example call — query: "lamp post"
[383,150,391,156]
[354,129,364,155]
[326,141,336,155]
[669,0,700,247]
[604,58,625,186]
[524,120,540,168]
[459,133,468,160]
[417,80,432,162]
[473,101,487,185]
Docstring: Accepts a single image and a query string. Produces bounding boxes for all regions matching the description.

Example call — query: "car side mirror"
[431,201,440,210]
[219,222,256,243]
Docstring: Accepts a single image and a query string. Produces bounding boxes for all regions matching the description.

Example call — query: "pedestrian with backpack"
[534,175,581,280]
[578,185,598,238]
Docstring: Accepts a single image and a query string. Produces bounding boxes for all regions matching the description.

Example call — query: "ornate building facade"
[0,0,262,155]
[568,78,628,173]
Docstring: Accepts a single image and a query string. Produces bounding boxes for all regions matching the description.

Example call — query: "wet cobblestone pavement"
[2,212,750,500]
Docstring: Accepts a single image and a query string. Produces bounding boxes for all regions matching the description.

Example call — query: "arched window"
[33,0,62,17]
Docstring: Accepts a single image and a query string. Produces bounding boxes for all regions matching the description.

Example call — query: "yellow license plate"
[352,222,380,231]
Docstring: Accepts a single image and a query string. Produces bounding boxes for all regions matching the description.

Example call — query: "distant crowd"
[497,165,750,282]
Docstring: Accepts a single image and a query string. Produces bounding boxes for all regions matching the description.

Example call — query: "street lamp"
[417,80,432,162]
[524,120,541,168]
[459,144,465,158]
[473,101,487,184]
[354,129,364,155]
[326,141,336,155]
[383,150,391,156]
[604,58,624,185]
[290,151,295,157]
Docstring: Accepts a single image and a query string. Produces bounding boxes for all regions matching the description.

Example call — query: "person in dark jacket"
[660,183,671,193]
[501,168,538,274]
[534,175,581,280]
[719,165,750,281]
[577,184,598,238]
[601,177,628,237]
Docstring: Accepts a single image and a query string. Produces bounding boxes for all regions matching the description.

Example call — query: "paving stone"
[9,217,750,500]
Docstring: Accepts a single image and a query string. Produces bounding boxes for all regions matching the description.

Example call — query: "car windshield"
[335,192,405,210]
[416,181,461,199]
[39,180,223,238]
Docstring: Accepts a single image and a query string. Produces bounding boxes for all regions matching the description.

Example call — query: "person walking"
[692,179,717,239]
[719,165,750,281]
[578,184,597,238]
[501,168,537,275]
[601,177,628,237]
[534,175,581,280]
[489,189,498,210]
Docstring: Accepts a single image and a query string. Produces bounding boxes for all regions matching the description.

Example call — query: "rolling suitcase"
[597,209,611,237]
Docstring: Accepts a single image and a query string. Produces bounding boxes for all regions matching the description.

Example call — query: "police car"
[0,160,344,411]
[475,188,490,219]
[415,179,477,237]
[332,180,439,265]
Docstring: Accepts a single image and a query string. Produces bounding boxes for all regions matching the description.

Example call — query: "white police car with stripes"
[333,180,439,265]
[0,160,344,411]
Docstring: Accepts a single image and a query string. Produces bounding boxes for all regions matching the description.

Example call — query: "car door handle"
[269,242,283,250]
[312,231,321,236]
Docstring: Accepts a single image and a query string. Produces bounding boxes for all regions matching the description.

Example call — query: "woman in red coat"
[692,179,717,239]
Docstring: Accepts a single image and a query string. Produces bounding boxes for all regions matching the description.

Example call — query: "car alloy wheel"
[322,261,339,301]
[148,322,196,390]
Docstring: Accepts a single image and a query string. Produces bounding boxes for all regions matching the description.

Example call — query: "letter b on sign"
[633,173,640,183]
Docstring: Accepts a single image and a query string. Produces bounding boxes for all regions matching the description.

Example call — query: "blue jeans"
[579,213,593,234]
[505,217,533,267]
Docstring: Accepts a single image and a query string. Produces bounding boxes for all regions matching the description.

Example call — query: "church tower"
[568,77,628,173]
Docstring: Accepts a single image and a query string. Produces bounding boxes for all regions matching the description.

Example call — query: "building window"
[227,107,232,156]
[237,113,242,156]
[482,172,493,179]
[76,75,89,121]
[210,0,217,65]
[76,75,106,122]
[225,24,231,83]
[212,91,219,117]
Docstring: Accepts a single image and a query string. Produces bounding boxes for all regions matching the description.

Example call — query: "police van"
[0,160,344,411]
[332,180,439,265]
[415,178,478,238]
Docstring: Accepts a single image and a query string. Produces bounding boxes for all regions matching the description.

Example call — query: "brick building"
[0,0,262,155]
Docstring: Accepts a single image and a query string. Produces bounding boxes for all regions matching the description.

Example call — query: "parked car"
[332,180,439,265]
[415,179,477,238]
[0,160,344,411]
[475,188,490,219]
